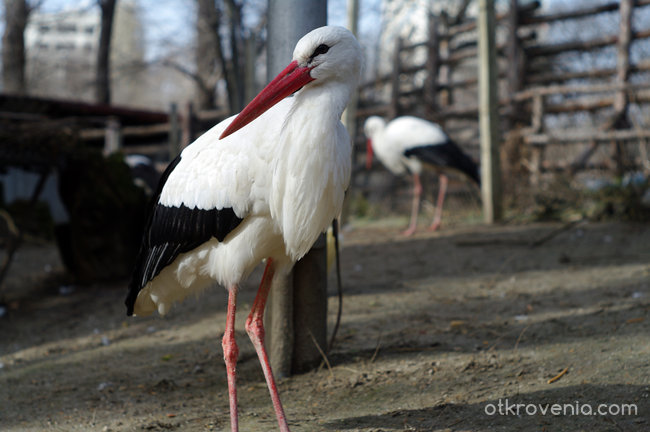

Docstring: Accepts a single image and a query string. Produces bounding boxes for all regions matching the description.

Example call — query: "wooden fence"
[355,0,650,187]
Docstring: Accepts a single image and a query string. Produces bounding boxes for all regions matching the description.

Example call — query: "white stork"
[364,116,480,236]
[125,26,362,432]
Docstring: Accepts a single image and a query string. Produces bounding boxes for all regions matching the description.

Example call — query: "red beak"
[220,60,315,139]
[365,138,374,170]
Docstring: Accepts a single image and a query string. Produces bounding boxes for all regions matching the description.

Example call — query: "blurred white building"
[24,1,147,106]
[377,0,479,74]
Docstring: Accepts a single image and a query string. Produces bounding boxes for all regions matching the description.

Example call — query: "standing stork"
[364,116,480,236]
[125,26,362,432]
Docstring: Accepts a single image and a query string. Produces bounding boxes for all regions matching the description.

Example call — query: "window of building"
[55,43,75,50]
[57,24,77,33]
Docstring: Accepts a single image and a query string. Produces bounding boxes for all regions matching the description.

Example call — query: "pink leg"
[428,174,448,232]
[222,286,240,432]
[245,258,291,432]
[403,173,422,237]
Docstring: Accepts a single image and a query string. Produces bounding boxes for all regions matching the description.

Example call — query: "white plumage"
[136,95,352,315]
[364,116,480,235]
[126,26,362,432]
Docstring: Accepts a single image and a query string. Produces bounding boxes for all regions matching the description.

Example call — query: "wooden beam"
[526,27,650,58]
[521,0,650,26]
[525,129,650,145]
[514,81,650,101]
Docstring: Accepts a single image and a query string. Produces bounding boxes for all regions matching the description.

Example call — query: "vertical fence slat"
[425,13,439,122]
[389,37,403,119]
[612,0,634,175]
[506,0,524,126]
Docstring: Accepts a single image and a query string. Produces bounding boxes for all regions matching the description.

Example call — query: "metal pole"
[266,0,328,377]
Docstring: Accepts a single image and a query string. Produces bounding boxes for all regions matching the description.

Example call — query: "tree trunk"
[195,0,220,110]
[96,0,117,104]
[225,0,244,111]
[2,0,29,95]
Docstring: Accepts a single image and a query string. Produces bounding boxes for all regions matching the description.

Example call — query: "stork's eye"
[309,44,330,61]
[314,44,329,55]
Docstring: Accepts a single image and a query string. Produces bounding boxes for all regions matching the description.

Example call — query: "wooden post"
[506,0,524,126]
[266,0,327,378]
[439,30,452,108]
[424,13,440,122]
[614,0,633,116]
[181,102,195,148]
[478,0,502,223]
[612,0,634,175]
[530,94,545,187]
[389,37,403,119]
[103,117,121,156]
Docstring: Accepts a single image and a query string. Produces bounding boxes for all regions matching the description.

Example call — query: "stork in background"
[364,116,480,236]
[125,26,362,432]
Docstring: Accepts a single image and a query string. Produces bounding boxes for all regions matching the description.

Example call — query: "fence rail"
[355,0,650,187]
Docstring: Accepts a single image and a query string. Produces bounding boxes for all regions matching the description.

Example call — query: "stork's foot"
[427,221,441,232]
[401,226,417,237]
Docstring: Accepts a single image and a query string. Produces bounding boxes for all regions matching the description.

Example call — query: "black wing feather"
[125,155,244,315]
[404,139,480,185]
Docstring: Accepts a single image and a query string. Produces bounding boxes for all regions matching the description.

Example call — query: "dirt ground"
[1,220,649,431]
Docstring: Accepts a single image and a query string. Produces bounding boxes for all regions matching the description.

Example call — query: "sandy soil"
[1,221,649,431]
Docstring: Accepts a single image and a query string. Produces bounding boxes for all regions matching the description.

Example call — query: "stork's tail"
[405,139,480,186]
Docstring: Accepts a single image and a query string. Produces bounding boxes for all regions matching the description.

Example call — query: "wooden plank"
[514,82,650,101]
[526,28,650,58]
[79,122,170,140]
[521,0,650,26]
[527,65,620,85]
[525,129,650,145]
[447,1,540,37]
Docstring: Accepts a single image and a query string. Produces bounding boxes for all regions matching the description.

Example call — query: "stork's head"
[292,26,362,86]
[220,26,363,139]
[363,116,386,170]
